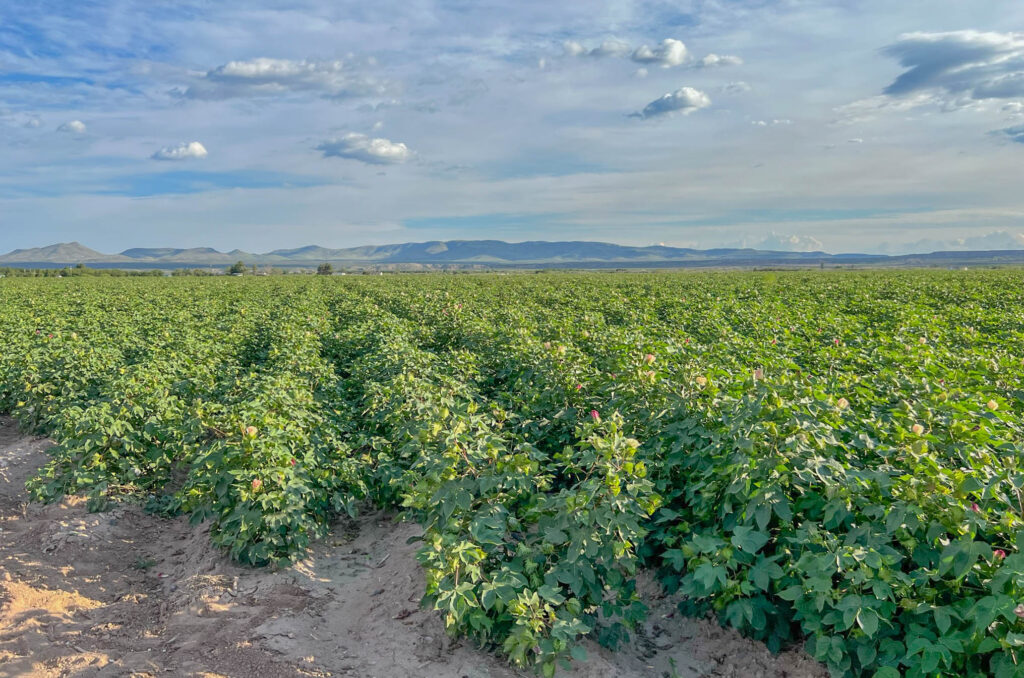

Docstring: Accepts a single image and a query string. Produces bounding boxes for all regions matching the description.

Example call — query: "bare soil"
[0,417,827,678]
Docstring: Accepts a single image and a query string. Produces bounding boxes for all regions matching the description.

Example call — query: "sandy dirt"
[0,416,827,678]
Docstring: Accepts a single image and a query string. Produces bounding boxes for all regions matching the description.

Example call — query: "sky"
[2,1,1024,255]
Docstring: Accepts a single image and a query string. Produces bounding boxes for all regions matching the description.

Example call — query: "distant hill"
[0,242,132,264]
[2,239,1024,269]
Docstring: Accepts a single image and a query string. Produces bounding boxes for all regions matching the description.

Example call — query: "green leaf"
[857,608,879,638]
[731,526,770,554]
[537,584,566,605]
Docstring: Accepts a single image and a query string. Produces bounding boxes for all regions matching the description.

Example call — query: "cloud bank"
[882,31,1024,103]
[185,58,389,100]
[565,38,740,70]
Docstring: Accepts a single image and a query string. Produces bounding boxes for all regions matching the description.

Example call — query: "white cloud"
[1004,102,1024,116]
[563,38,631,58]
[151,141,208,161]
[57,120,86,133]
[317,133,411,164]
[882,31,1024,103]
[756,233,825,252]
[564,38,740,71]
[24,117,41,128]
[563,40,586,57]
[589,39,632,58]
[635,87,711,119]
[697,54,743,68]
[631,39,688,68]
[185,58,389,100]
[848,138,863,144]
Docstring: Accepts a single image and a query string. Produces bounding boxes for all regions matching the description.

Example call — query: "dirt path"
[0,417,826,678]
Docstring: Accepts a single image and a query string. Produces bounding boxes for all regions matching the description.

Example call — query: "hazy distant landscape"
[5,240,1024,271]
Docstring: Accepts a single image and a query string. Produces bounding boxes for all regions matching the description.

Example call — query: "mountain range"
[3,240,1024,269]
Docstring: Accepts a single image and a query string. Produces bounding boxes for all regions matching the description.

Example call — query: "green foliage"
[2,270,1024,676]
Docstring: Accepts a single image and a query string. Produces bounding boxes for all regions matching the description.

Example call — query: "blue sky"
[2,1,1024,254]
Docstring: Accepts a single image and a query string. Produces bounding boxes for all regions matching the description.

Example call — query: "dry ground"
[0,417,827,678]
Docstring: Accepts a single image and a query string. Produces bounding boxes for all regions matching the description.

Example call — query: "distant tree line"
[0,264,164,278]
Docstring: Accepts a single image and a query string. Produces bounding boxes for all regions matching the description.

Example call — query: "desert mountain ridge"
[2,240,1024,269]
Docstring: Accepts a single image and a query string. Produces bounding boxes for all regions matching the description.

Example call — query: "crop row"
[1,271,1023,677]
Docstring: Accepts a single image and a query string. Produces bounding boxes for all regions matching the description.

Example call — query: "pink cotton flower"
[643,353,656,364]
[251,478,262,491]
[994,549,1007,560]
[590,410,601,422]
[575,384,583,391]
[972,503,981,513]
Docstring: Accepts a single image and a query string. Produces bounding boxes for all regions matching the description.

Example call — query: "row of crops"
[2,271,1023,677]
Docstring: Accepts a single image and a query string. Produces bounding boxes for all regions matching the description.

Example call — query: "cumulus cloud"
[634,87,711,119]
[697,54,743,68]
[57,120,86,133]
[631,39,688,68]
[563,39,631,58]
[185,58,389,100]
[881,31,1024,103]
[757,233,825,252]
[564,38,736,70]
[317,133,411,164]
[151,141,208,161]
